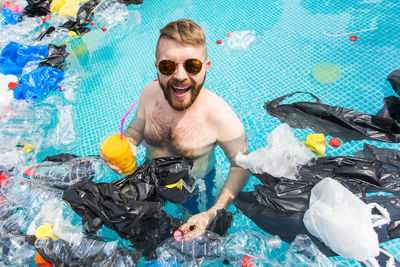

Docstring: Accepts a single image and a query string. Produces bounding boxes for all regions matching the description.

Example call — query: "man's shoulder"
[203,90,243,130]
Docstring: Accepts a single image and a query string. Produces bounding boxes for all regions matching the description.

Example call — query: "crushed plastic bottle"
[284,234,334,267]
[22,155,106,189]
[32,235,141,266]
[220,229,283,265]
[0,234,36,265]
[156,231,223,265]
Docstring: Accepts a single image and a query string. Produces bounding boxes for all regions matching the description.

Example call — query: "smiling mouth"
[172,86,191,98]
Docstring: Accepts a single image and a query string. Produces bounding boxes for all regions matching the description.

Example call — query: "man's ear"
[205,59,211,71]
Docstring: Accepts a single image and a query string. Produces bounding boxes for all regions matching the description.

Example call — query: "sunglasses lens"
[184,59,202,75]
[158,60,176,75]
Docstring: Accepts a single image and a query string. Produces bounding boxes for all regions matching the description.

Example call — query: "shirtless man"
[101,19,249,234]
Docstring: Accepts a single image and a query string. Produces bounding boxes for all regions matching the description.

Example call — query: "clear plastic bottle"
[23,156,105,189]
[0,234,36,265]
[220,229,283,266]
[33,236,141,266]
[283,234,334,267]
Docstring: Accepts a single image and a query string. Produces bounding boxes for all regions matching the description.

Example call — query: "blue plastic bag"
[13,66,64,100]
[1,8,21,25]
[0,42,48,75]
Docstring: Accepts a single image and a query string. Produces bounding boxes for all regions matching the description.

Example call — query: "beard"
[159,74,206,111]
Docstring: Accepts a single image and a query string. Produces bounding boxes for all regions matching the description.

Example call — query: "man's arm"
[209,131,250,213]
[180,104,249,234]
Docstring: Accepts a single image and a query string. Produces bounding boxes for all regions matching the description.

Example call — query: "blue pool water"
[64,0,400,265]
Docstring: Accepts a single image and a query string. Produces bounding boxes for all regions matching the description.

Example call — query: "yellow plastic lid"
[302,133,326,157]
[35,223,59,240]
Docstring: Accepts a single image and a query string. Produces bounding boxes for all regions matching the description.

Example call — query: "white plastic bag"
[236,123,314,179]
[303,178,390,262]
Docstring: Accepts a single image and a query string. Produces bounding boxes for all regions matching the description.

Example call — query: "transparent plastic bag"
[303,178,390,262]
[223,30,257,55]
[236,123,315,179]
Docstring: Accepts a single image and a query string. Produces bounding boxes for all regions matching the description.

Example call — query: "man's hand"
[179,209,217,239]
[99,137,137,175]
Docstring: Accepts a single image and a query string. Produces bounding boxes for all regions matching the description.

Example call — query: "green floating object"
[72,43,88,58]
[312,62,341,84]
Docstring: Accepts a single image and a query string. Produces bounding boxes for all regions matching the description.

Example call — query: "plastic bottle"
[33,236,141,266]
[0,234,36,265]
[283,234,333,267]
[220,229,282,265]
[23,156,105,189]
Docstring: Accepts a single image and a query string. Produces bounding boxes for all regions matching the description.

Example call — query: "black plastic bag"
[62,157,195,237]
[234,145,400,257]
[388,70,400,96]
[39,45,69,71]
[376,96,400,123]
[23,0,51,17]
[265,91,400,142]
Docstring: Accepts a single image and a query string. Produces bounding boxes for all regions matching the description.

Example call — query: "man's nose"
[173,63,189,81]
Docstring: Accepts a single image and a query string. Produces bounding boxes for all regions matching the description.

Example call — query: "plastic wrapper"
[13,66,64,100]
[236,123,314,179]
[156,231,223,265]
[93,0,129,30]
[265,91,400,143]
[220,229,282,265]
[223,30,257,55]
[284,234,333,267]
[48,105,81,150]
[59,70,80,103]
[30,235,142,266]
[23,154,105,189]
[0,234,36,265]
[303,178,385,262]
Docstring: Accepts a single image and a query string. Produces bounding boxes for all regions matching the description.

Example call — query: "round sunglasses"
[156,58,206,76]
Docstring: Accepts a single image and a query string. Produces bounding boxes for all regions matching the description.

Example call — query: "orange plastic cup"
[100,132,137,175]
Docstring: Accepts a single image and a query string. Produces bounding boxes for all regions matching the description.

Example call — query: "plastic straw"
[120,99,139,139]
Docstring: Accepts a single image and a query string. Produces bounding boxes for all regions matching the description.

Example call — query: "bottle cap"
[35,223,59,240]
[329,137,342,147]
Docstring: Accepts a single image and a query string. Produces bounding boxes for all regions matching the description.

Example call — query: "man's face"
[155,38,210,111]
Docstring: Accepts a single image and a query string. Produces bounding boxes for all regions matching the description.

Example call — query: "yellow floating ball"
[312,62,341,84]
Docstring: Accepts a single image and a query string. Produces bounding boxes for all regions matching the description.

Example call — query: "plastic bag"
[13,66,64,100]
[236,123,314,179]
[303,178,389,262]
[223,30,257,55]
[0,42,48,75]
[387,70,400,96]
[265,91,400,143]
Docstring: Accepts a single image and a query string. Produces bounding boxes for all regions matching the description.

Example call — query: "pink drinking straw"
[120,99,139,139]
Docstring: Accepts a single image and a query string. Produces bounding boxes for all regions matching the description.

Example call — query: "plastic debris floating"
[311,62,341,84]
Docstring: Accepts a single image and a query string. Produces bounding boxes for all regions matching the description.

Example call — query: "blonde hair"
[156,19,207,59]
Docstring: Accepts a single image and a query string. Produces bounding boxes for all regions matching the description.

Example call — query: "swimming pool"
[37,0,400,265]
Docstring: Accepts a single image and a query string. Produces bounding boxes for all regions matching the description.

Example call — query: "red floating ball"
[216,39,222,44]
[41,18,46,23]
[8,82,18,90]
[101,26,107,32]
[349,36,358,41]
[329,137,342,147]
[154,79,158,82]
[90,21,95,25]
[226,32,232,37]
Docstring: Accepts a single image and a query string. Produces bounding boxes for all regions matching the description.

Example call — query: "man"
[100,19,249,234]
